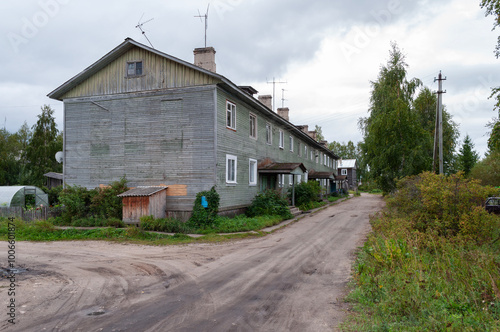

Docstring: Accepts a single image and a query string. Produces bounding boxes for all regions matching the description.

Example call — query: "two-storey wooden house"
[48,38,338,220]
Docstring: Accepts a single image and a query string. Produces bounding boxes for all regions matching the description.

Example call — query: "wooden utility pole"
[433,71,446,174]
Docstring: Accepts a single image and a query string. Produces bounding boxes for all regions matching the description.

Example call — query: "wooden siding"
[64,85,217,213]
[61,46,218,99]
[214,87,337,210]
[122,190,167,224]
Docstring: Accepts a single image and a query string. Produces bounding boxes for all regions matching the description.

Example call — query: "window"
[249,159,257,186]
[289,174,293,185]
[279,130,284,149]
[266,123,272,144]
[341,169,347,176]
[304,146,308,159]
[278,174,284,188]
[226,154,237,184]
[249,113,257,139]
[289,136,294,152]
[127,61,143,77]
[226,101,236,130]
[310,150,313,161]
[298,142,301,156]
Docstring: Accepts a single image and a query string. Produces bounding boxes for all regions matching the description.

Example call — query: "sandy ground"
[0,193,384,332]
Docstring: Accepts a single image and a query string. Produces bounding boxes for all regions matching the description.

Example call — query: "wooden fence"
[0,207,61,222]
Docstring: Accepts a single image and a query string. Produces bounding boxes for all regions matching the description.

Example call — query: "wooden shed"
[118,186,168,224]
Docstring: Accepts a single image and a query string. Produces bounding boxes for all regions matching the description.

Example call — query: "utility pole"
[433,71,447,174]
[267,77,287,112]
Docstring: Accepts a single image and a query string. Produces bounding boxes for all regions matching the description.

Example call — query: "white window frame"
[226,100,236,130]
[310,150,313,161]
[341,169,347,176]
[289,174,293,185]
[279,130,284,149]
[289,136,294,152]
[249,159,257,186]
[304,146,308,159]
[226,154,237,184]
[278,174,285,188]
[266,123,272,145]
[249,113,257,139]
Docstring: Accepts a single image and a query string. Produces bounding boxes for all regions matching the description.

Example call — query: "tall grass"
[343,172,500,331]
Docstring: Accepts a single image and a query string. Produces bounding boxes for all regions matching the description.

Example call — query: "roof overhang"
[309,171,335,180]
[117,186,168,197]
[258,163,307,175]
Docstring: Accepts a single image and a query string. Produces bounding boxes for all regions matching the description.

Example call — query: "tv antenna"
[281,89,287,108]
[195,4,210,47]
[267,77,287,112]
[136,14,155,48]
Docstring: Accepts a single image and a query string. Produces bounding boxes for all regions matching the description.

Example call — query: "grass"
[341,173,500,331]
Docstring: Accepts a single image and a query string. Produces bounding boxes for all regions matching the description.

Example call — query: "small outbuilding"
[117,186,168,224]
[43,172,63,189]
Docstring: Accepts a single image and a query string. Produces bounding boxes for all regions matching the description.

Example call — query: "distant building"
[337,159,357,190]
[48,38,339,220]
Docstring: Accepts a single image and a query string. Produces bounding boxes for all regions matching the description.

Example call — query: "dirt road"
[1,194,384,331]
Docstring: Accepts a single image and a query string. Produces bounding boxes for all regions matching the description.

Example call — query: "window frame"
[289,136,294,152]
[279,130,284,149]
[249,158,257,186]
[226,100,237,130]
[249,113,257,139]
[266,122,272,145]
[341,169,348,176]
[226,154,238,184]
[126,61,143,77]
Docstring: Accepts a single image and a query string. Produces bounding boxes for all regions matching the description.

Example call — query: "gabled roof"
[117,186,168,197]
[258,163,307,175]
[338,159,357,169]
[44,172,63,180]
[47,38,339,159]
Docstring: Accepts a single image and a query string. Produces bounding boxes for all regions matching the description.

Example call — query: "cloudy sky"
[1,0,498,157]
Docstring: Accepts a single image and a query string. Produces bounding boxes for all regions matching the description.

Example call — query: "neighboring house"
[43,172,63,189]
[337,159,357,190]
[48,38,338,220]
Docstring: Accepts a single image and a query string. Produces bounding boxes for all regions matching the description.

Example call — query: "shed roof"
[258,163,307,175]
[338,159,357,169]
[117,186,168,197]
[44,172,63,180]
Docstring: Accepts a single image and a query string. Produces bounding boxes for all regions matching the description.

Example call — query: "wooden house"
[48,38,339,220]
[337,159,357,190]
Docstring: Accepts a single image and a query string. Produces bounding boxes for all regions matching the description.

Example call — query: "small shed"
[44,172,63,189]
[117,186,168,224]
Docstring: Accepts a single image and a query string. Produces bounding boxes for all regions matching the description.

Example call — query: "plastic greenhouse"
[0,186,49,208]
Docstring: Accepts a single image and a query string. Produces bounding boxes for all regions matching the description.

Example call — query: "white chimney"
[194,47,216,72]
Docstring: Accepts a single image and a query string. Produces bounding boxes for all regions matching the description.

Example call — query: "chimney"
[194,47,216,72]
[258,95,272,110]
[277,107,289,121]
[308,130,317,141]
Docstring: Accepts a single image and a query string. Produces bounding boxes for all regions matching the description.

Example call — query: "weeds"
[342,172,500,331]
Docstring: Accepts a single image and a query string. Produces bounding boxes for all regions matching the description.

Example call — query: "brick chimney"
[194,47,216,72]
[277,107,289,121]
[258,95,272,110]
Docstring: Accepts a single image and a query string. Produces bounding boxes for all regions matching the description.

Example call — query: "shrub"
[42,185,63,206]
[90,177,128,219]
[189,187,220,228]
[246,190,292,219]
[59,185,95,222]
[289,181,321,207]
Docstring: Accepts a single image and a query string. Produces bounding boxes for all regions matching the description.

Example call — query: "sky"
[0,0,498,158]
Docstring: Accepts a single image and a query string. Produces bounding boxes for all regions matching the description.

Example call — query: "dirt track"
[0,193,384,331]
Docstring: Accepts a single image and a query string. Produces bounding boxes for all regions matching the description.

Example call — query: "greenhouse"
[0,186,49,208]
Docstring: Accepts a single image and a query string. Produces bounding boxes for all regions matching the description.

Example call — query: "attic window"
[127,61,143,77]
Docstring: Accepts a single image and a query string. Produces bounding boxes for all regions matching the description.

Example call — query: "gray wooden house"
[48,38,338,220]
[337,159,357,190]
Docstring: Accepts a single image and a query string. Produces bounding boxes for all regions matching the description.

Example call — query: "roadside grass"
[341,172,500,331]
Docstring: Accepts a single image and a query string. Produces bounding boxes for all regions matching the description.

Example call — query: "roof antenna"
[195,4,210,47]
[136,13,155,48]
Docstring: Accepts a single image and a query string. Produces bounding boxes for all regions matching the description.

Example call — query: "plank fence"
[0,207,62,222]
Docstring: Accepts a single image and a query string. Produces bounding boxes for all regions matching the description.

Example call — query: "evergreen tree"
[457,134,480,176]
[25,105,62,187]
